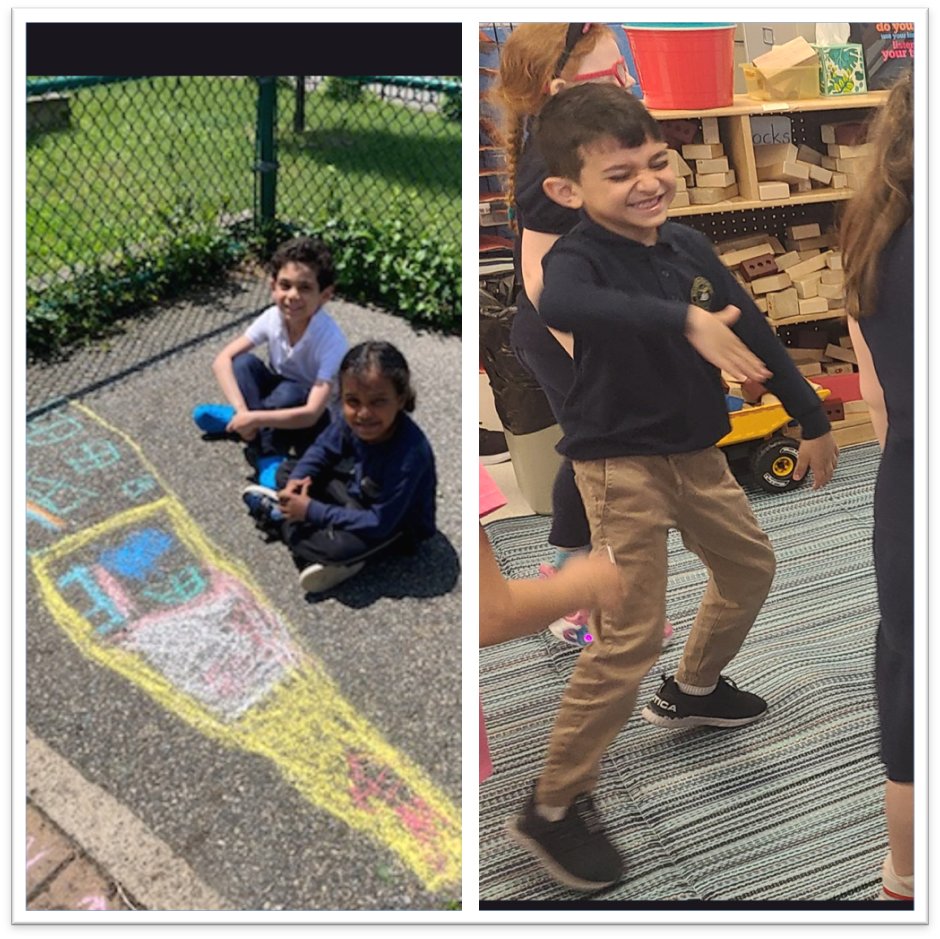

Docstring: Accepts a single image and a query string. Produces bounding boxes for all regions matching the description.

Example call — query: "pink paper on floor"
[479,463,507,518]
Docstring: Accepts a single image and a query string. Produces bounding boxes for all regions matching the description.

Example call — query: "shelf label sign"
[751,114,793,145]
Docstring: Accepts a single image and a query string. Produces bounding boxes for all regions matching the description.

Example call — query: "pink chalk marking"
[92,564,135,619]
[77,894,109,910]
[26,835,48,870]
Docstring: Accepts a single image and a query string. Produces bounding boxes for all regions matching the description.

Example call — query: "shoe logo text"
[653,695,676,712]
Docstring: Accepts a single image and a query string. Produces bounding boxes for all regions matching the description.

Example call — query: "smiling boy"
[505,82,840,891]
[193,236,348,488]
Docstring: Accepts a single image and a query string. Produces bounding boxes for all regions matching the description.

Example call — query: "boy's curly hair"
[533,82,663,181]
[268,236,336,290]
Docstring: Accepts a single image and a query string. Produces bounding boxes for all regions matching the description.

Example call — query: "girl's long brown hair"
[486,24,616,227]
[840,71,913,318]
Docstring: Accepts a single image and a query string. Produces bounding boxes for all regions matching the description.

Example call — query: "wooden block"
[670,190,690,208]
[843,172,864,190]
[827,142,874,159]
[820,121,865,145]
[838,334,854,348]
[820,269,844,286]
[843,399,868,413]
[757,160,809,183]
[832,155,872,175]
[741,379,768,403]
[823,361,854,375]
[830,172,848,188]
[694,156,729,174]
[787,251,832,280]
[791,179,813,193]
[741,255,779,281]
[821,155,838,170]
[788,223,820,240]
[682,142,724,160]
[823,397,845,422]
[719,243,775,267]
[667,148,694,177]
[754,297,768,313]
[675,176,687,192]
[817,282,844,301]
[793,277,819,300]
[798,249,821,260]
[785,233,839,251]
[758,181,790,200]
[825,343,858,365]
[753,142,798,166]
[766,288,800,319]
[715,233,783,255]
[799,297,829,315]
[827,297,845,309]
[750,272,792,294]
[797,362,824,376]
[700,116,720,144]
[796,144,825,166]
[775,251,802,270]
[786,346,827,363]
[832,419,875,446]
[808,163,833,185]
[695,170,736,188]
[689,183,738,205]
[827,253,843,270]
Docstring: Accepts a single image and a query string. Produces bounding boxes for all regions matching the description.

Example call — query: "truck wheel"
[750,436,805,493]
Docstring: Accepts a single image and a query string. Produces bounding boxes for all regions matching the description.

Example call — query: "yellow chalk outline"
[29,403,460,892]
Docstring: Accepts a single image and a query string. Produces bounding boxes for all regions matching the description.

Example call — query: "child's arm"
[847,315,887,449]
[479,527,622,646]
[521,229,573,356]
[228,380,333,438]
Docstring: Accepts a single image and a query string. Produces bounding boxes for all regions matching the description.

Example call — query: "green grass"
[26,76,460,283]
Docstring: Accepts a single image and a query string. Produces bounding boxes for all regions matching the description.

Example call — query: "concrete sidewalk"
[24,271,463,912]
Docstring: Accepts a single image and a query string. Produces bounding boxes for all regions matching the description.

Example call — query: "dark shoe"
[506,788,623,891]
[642,673,767,729]
[479,427,510,465]
[242,484,284,528]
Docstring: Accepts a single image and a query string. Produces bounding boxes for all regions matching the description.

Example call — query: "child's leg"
[548,459,591,553]
[670,448,776,689]
[536,455,674,808]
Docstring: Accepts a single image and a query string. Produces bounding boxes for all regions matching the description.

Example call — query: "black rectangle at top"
[26,22,461,77]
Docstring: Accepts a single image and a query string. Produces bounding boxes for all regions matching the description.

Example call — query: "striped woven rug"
[480,442,888,902]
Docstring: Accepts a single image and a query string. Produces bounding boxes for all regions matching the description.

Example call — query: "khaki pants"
[536,447,776,808]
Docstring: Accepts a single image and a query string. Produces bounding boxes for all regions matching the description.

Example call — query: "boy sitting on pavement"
[193,236,348,488]
[506,82,840,892]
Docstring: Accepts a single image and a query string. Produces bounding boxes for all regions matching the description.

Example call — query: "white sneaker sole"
[243,483,279,501]
[298,561,366,594]
[505,817,619,893]
[640,706,767,729]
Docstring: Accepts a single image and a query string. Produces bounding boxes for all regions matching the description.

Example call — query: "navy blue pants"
[233,353,329,458]
[510,301,590,549]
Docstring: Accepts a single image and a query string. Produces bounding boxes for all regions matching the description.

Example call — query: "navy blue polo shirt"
[539,216,830,459]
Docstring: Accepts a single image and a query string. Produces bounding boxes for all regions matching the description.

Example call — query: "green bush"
[441,90,461,123]
[322,77,365,104]
[26,212,243,361]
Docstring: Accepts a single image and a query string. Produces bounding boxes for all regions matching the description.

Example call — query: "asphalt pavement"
[24,272,462,912]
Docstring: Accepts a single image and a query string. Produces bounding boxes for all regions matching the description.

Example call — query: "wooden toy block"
[820,121,865,145]
[821,155,838,171]
[820,269,844,286]
[753,142,798,166]
[809,164,833,185]
[719,243,775,267]
[823,361,854,375]
[799,297,829,315]
[788,223,820,240]
[766,288,800,319]
[775,251,802,270]
[785,233,840,251]
[700,116,720,144]
[670,190,690,208]
[787,251,832,280]
[827,298,845,309]
[817,282,845,301]
[682,142,724,160]
[741,379,768,403]
[754,297,768,313]
[823,397,845,422]
[689,183,738,205]
[831,155,872,175]
[666,148,694,177]
[827,142,874,159]
[796,144,825,166]
[825,343,858,365]
[830,172,848,188]
[695,170,736,188]
[793,277,819,300]
[786,346,827,363]
[838,334,854,348]
[757,160,809,183]
[827,253,843,270]
[798,249,821,260]
[715,233,784,255]
[843,172,864,190]
[758,181,790,200]
[791,179,813,193]
[741,255,779,281]
[675,176,687,192]
[797,362,824,377]
[759,392,781,407]
[750,272,792,294]
[843,399,868,413]
[695,156,729,174]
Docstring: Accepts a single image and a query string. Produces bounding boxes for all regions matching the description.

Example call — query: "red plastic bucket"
[624,23,736,110]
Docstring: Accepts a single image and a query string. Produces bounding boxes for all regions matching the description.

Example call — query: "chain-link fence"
[26,74,461,358]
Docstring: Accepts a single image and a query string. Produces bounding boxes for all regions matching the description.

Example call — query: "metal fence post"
[255,76,278,241]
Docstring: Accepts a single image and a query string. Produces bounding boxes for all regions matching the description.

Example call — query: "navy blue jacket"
[539,216,831,459]
[289,414,436,544]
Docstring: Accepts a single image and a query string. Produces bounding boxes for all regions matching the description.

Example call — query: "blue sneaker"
[257,454,286,490]
[242,485,284,525]
[193,403,236,434]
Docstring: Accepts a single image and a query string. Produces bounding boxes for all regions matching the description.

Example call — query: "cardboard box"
[814,43,868,96]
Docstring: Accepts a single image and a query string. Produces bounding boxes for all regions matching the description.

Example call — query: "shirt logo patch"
[690,275,715,309]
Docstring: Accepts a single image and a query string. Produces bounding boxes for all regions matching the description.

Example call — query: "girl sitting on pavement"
[242,340,436,594]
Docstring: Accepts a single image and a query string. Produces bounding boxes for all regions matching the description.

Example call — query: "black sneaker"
[479,427,510,465]
[506,787,623,892]
[642,673,767,729]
